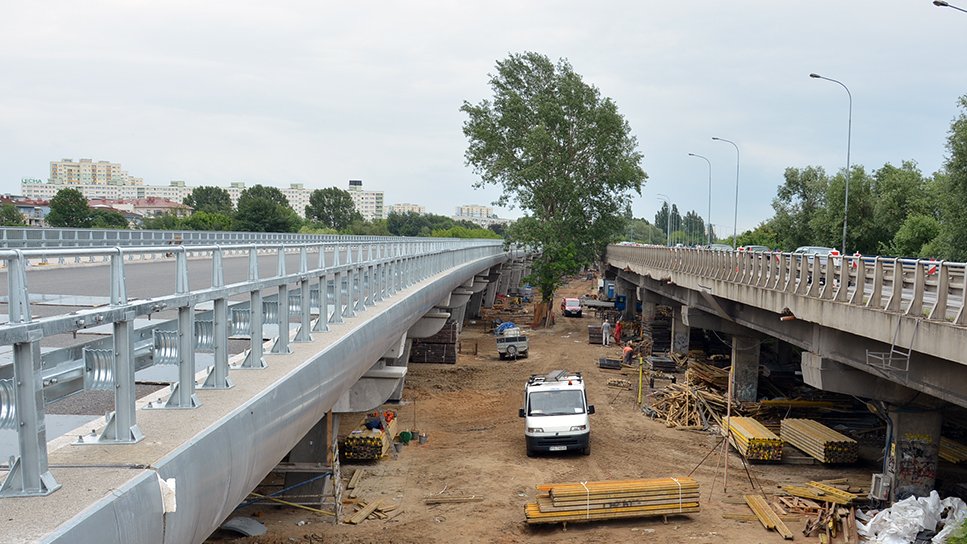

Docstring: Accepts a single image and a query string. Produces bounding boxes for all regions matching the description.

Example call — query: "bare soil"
[212,276,873,544]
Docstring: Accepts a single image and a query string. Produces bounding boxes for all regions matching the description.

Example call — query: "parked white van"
[518,370,594,456]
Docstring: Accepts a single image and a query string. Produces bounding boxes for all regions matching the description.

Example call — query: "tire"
[577,311,582,318]
[521,351,528,359]
[498,352,505,360]
[507,345,518,359]
[582,444,591,456]
[526,448,536,458]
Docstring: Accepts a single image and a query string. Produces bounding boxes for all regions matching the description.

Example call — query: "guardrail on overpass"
[607,245,967,368]
[0,237,506,543]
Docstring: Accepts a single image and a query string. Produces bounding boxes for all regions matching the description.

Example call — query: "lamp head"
[809,73,822,78]
[711,137,720,141]
[934,1,949,6]
[688,153,696,156]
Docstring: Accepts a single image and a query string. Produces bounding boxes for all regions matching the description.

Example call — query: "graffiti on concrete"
[892,432,938,500]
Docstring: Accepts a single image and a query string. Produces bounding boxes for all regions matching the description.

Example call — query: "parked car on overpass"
[738,245,770,252]
[709,243,733,251]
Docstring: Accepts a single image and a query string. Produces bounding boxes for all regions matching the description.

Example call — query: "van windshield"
[528,390,585,416]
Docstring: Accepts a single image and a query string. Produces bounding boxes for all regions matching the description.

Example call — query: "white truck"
[518,370,594,456]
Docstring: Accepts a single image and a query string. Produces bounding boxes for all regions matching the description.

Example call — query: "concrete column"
[616,277,637,322]
[467,291,484,320]
[671,304,690,355]
[388,339,413,402]
[730,336,760,402]
[887,407,942,501]
[283,411,338,504]
[483,277,499,308]
[496,267,511,296]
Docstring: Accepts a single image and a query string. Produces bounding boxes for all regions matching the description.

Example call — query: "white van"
[518,370,594,456]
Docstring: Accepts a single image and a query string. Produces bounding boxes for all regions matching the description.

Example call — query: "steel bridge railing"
[607,245,966,326]
[0,238,504,498]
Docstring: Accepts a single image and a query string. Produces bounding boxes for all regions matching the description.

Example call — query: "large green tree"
[305,187,362,230]
[462,52,646,306]
[184,186,233,215]
[935,96,967,261]
[0,203,26,226]
[46,188,94,228]
[91,209,129,229]
[233,185,301,232]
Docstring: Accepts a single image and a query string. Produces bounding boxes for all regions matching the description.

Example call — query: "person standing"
[614,320,623,344]
[601,319,611,346]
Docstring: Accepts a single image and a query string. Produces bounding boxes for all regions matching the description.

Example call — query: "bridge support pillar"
[886,406,942,501]
[671,305,690,355]
[731,336,760,402]
[283,411,338,506]
[483,275,499,309]
[616,277,638,322]
[467,291,484,320]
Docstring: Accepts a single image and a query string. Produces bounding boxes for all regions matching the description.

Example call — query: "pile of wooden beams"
[782,481,858,505]
[588,324,604,344]
[346,499,401,524]
[780,418,858,464]
[940,437,967,464]
[686,361,730,390]
[340,417,398,460]
[410,320,458,364]
[525,477,700,524]
[744,494,794,540]
[725,416,783,461]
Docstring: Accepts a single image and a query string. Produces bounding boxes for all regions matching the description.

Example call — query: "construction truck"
[519,370,595,456]
[495,322,528,360]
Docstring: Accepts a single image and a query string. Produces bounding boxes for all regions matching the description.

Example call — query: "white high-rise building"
[49,158,143,186]
[454,204,493,219]
[346,180,385,221]
[389,203,425,215]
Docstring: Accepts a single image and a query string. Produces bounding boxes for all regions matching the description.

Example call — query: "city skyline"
[2,2,966,234]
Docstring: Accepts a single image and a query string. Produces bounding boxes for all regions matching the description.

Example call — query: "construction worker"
[622,342,634,366]
[614,320,623,344]
[601,319,611,346]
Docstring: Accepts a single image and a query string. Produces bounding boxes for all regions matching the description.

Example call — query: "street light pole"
[934,0,967,13]
[810,73,852,254]
[711,137,740,249]
[688,153,713,245]
[657,194,671,247]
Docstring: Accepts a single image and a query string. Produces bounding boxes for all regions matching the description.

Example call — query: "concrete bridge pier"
[671,304,690,355]
[616,277,638,322]
[731,336,761,402]
[281,411,338,508]
[466,275,490,320]
[886,406,942,501]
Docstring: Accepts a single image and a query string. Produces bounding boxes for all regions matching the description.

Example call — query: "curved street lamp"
[934,0,967,13]
[688,153,713,245]
[810,72,852,254]
[711,137,740,249]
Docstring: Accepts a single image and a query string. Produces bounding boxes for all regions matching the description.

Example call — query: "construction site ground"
[212,276,874,544]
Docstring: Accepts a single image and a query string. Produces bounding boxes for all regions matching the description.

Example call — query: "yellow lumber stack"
[340,417,398,460]
[725,416,783,461]
[782,481,858,505]
[780,418,858,464]
[940,437,967,464]
[525,477,700,524]
[745,494,794,540]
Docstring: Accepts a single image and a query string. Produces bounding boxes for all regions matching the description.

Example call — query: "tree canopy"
[305,187,362,230]
[0,203,25,226]
[184,186,233,215]
[46,188,93,228]
[462,52,646,303]
[233,185,301,232]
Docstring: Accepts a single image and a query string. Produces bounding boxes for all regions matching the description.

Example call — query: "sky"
[2,1,966,234]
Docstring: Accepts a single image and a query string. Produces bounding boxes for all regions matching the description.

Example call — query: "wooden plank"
[424,496,484,505]
[348,469,364,489]
[347,500,382,525]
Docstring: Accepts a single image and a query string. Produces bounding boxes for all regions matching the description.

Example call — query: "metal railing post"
[294,246,313,343]
[240,247,267,368]
[272,247,292,354]
[313,245,330,333]
[202,247,233,389]
[162,249,200,409]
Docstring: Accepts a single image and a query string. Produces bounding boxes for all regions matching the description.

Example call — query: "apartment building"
[346,180,385,221]
[388,203,425,215]
[49,158,143,186]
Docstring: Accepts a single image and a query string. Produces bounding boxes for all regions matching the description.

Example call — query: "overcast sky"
[2,1,966,233]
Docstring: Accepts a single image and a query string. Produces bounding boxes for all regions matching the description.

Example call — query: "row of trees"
[732,97,967,260]
[29,184,502,240]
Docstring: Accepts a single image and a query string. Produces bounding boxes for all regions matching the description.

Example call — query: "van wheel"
[526,448,535,458]
[582,445,591,456]
[507,345,518,359]
[498,352,505,360]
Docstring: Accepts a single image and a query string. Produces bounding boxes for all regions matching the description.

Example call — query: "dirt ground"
[211,276,874,544]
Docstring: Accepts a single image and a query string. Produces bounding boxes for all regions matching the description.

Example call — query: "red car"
[561,298,582,317]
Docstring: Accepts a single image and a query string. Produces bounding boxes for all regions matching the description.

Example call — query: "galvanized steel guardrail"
[607,245,967,326]
[0,237,504,498]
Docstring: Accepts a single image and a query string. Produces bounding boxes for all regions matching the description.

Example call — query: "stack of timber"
[410,319,458,363]
[781,481,858,505]
[340,416,398,460]
[940,437,967,464]
[780,418,858,464]
[525,477,700,524]
[686,361,730,390]
[725,416,783,462]
[744,494,794,540]
[650,318,671,353]
[588,324,603,344]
